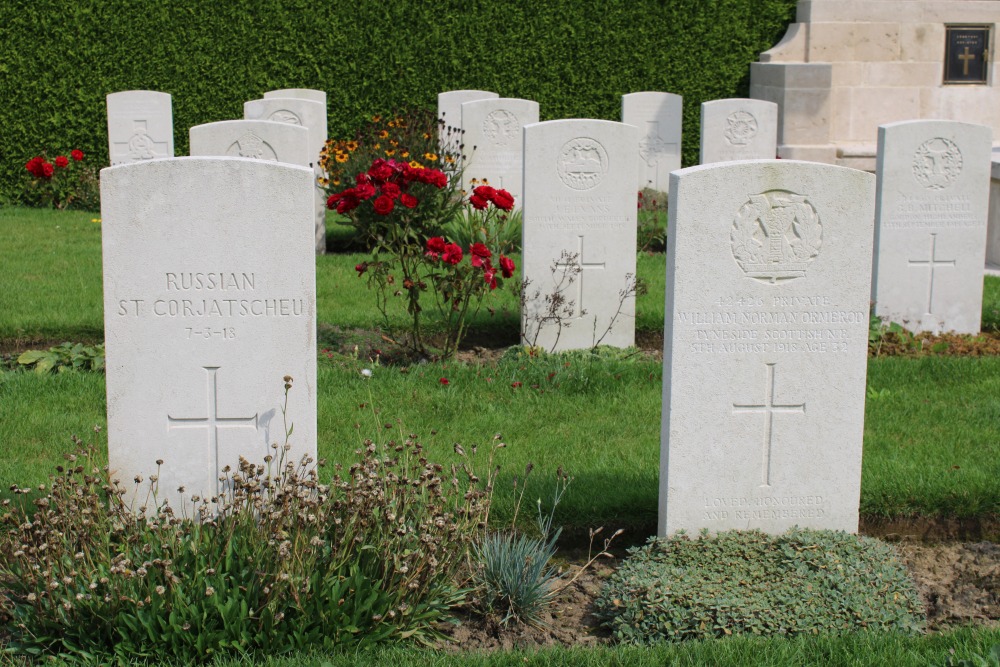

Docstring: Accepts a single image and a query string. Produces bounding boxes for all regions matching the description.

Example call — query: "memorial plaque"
[944,26,989,84]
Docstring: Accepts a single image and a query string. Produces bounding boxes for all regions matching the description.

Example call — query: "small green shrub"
[595,528,925,644]
[442,207,523,253]
[0,417,498,663]
[15,342,105,374]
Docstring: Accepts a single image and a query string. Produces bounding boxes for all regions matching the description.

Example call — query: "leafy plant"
[595,528,925,644]
[0,380,500,663]
[442,205,523,253]
[944,644,1000,667]
[16,341,105,374]
[22,149,100,211]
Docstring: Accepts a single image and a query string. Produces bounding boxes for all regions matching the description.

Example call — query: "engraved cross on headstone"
[167,366,258,497]
[908,233,955,314]
[112,120,168,165]
[732,363,805,487]
[639,120,678,187]
[554,235,606,318]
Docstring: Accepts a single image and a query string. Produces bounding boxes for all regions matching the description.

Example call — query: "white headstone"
[245,97,328,254]
[437,89,498,144]
[190,120,311,167]
[462,98,539,206]
[872,120,992,334]
[101,157,317,511]
[621,92,683,193]
[988,157,1000,270]
[661,160,875,536]
[263,88,327,105]
[107,91,174,166]
[521,119,638,351]
[699,99,779,164]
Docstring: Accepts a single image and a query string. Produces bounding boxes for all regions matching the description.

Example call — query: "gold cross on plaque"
[958,46,976,76]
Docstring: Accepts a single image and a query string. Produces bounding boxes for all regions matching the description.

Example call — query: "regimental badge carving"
[557,138,609,190]
[228,132,278,161]
[724,111,758,146]
[482,109,519,147]
[912,137,963,190]
[731,190,822,283]
[269,110,301,125]
[128,125,158,159]
[638,122,673,167]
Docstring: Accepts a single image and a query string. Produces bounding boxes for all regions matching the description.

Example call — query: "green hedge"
[0,0,796,205]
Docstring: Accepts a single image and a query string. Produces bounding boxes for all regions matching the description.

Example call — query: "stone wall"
[751,0,1000,170]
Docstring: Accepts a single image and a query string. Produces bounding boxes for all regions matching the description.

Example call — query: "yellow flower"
[384,149,396,156]
[387,121,396,128]
[445,155,456,164]
[332,178,341,186]
[346,141,359,152]
[373,143,381,150]
[401,151,410,158]
[336,153,349,163]
[470,178,479,185]
[318,177,329,186]
[423,132,432,140]
[372,115,382,122]
[378,130,389,139]
[423,152,438,162]
[90,218,101,224]
[389,139,398,147]
[408,161,423,169]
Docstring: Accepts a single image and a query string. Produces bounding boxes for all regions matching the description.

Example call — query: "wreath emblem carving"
[724,111,758,146]
[731,190,822,283]
[912,137,962,190]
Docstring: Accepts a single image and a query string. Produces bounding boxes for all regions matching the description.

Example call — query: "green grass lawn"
[4,207,1000,666]
[2,206,999,533]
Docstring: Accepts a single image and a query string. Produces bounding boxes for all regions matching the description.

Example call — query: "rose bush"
[327,158,516,358]
[22,149,99,210]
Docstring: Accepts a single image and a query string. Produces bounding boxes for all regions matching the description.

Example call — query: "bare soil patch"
[436,539,1000,651]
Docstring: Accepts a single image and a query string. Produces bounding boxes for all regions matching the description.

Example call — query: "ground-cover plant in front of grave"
[594,528,925,644]
[13,341,105,374]
[22,148,100,211]
[0,383,501,663]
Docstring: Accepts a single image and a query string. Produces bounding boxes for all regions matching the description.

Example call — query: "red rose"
[483,267,498,290]
[426,236,447,254]
[40,162,54,179]
[492,189,515,211]
[442,243,463,265]
[368,159,395,183]
[355,262,368,276]
[469,194,488,210]
[336,190,360,214]
[326,193,342,210]
[499,255,515,278]
[470,242,491,268]
[356,173,371,186]
[355,182,377,200]
[25,157,45,177]
[439,377,450,386]
[400,193,418,209]
[373,195,394,215]
[381,182,401,200]
[473,185,496,200]
[54,155,69,168]
[71,149,84,161]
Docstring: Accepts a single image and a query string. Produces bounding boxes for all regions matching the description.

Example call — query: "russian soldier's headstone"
[107,91,174,166]
[263,88,327,105]
[621,92,682,192]
[700,99,779,164]
[190,120,311,167]
[101,157,317,511]
[661,160,875,536]
[872,120,992,334]
[437,89,498,145]
[462,98,539,206]
[521,119,638,351]
[245,97,329,254]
